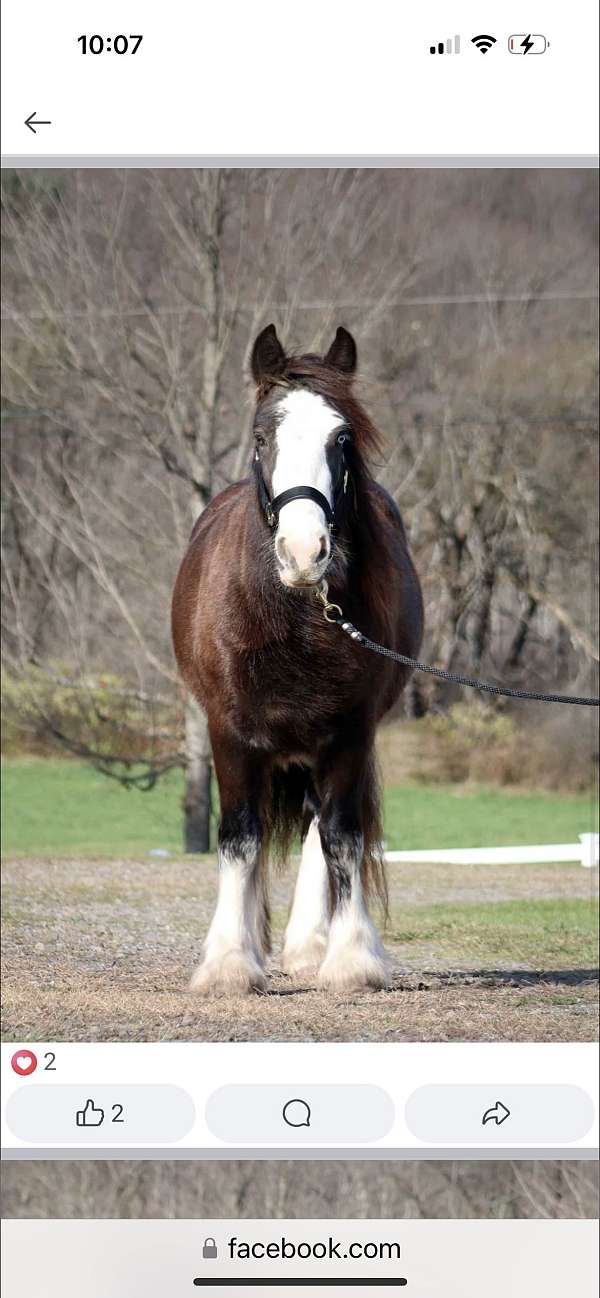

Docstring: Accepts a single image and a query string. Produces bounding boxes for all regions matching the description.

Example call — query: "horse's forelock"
[257,354,383,461]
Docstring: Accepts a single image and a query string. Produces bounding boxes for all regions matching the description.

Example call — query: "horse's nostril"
[276,532,328,574]
[275,535,290,566]
[317,535,329,563]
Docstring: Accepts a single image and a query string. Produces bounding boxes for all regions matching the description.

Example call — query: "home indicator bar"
[192,1282,408,1289]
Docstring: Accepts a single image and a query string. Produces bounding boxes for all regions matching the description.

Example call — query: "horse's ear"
[324,326,357,375]
[251,324,286,386]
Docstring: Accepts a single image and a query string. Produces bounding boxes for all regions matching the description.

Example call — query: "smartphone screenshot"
[1,2,598,1295]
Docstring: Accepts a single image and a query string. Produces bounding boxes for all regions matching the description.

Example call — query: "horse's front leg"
[282,810,330,976]
[190,725,269,996]
[316,735,389,992]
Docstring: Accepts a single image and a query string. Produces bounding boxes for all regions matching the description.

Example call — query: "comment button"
[205,1084,395,1144]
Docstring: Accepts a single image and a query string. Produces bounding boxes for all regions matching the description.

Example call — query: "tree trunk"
[469,564,495,675]
[180,180,224,853]
[183,694,212,853]
[505,594,538,670]
[405,677,428,717]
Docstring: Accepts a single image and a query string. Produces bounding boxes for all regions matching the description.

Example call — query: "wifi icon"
[472,34,497,53]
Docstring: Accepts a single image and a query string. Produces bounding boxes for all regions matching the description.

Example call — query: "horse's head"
[250,324,357,589]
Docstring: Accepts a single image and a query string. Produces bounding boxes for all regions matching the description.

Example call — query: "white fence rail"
[385,832,599,868]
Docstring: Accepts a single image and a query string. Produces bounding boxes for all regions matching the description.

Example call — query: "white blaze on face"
[273,389,341,582]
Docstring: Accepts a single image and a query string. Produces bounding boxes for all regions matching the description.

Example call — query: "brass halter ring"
[315,580,343,623]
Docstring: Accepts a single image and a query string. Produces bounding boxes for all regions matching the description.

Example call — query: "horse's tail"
[360,752,389,921]
[261,755,388,920]
[260,762,311,872]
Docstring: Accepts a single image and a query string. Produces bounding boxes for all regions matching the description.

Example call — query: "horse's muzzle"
[275,528,331,589]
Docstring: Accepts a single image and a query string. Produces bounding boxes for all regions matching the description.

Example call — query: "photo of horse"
[1,168,597,1041]
[172,325,423,995]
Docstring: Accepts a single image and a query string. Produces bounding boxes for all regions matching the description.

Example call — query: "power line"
[1,289,598,323]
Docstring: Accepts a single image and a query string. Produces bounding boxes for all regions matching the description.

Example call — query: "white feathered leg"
[282,818,330,975]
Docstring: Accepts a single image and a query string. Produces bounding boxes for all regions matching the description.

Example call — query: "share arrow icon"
[482,1101,511,1126]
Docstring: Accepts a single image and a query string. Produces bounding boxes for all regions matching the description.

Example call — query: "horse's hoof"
[281,933,329,977]
[189,950,267,996]
[316,945,391,993]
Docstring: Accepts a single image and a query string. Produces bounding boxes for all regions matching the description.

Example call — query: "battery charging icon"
[508,34,548,53]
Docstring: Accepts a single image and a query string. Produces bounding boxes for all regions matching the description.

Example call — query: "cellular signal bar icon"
[430,35,461,54]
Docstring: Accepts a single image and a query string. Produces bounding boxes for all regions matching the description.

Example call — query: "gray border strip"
[1,155,599,169]
[2,1147,598,1161]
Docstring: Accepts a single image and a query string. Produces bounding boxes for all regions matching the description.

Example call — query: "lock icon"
[202,1237,218,1260]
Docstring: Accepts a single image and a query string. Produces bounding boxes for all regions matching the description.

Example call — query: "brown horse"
[171,325,423,995]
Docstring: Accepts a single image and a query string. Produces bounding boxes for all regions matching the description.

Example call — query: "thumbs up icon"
[76,1099,105,1127]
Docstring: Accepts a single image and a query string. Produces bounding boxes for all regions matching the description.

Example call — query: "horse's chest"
[226,636,360,746]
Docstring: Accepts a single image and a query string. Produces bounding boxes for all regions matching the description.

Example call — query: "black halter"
[254,451,349,535]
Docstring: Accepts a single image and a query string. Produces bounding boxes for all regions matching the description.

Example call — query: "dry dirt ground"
[1,856,597,1042]
[2,1159,597,1220]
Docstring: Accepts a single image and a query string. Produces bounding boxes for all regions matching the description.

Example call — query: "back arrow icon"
[482,1101,511,1126]
[25,112,52,134]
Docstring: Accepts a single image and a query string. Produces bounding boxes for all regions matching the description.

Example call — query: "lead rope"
[315,582,600,708]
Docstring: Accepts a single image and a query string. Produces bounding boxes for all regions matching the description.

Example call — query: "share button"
[405,1085,594,1145]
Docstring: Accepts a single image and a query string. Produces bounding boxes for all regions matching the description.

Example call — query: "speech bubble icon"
[282,1098,311,1128]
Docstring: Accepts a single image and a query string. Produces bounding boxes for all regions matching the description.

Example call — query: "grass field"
[2,757,597,858]
[2,758,597,1042]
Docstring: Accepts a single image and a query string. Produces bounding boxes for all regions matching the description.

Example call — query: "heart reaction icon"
[11,1049,38,1076]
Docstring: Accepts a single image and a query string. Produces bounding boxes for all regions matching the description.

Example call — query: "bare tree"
[2,168,433,848]
[2,1158,597,1220]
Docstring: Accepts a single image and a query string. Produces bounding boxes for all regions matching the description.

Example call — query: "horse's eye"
[255,434,266,448]
[337,432,348,446]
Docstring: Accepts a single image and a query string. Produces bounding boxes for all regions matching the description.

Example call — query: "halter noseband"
[254,452,349,535]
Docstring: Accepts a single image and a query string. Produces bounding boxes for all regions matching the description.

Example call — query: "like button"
[76,1099,105,1127]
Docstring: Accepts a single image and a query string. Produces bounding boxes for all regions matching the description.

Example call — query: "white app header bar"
[1,1,598,158]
